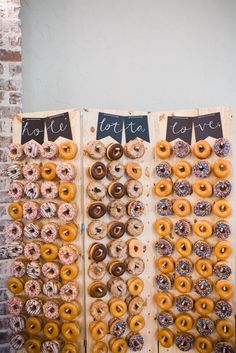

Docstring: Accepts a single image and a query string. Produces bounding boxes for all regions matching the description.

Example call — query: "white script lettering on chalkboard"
[46,119,67,134]
[22,121,44,137]
[170,121,192,135]
[99,118,123,134]
[194,120,221,131]
[125,122,146,133]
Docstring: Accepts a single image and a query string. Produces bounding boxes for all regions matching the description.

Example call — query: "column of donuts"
[84,137,147,353]
[6,115,83,353]
[154,117,234,351]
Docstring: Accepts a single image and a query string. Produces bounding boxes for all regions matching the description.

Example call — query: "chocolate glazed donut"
[90,243,107,262]
[106,143,124,160]
[108,221,126,239]
[108,182,126,199]
[108,260,126,276]
[89,281,108,298]
[88,202,106,219]
[89,162,106,180]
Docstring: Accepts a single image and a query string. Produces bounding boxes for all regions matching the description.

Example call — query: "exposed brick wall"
[0,0,22,118]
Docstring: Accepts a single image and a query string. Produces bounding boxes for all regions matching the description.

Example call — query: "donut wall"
[3,106,235,353]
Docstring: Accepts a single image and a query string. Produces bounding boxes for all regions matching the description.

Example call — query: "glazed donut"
[58,244,80,265]
[88,202,107,219]
[155,140,172,159]
[43,321,60,340]
[40,141,58,159]
[107,200,126,219]
[89,161,106,180]
[41,162,57,181]
[26,316,42,335]
[213,200,231,218]
[173,199,191,217]
[213,159,231,179]
[127,200,145,217]
[109,318,127,337]
[154,180,172,197]
[61,262,79,281]
[175,313,193,332]
[216,320,234,339]
[195,259,213,278]
[59,140,78,160]
[40,201,57,219]
[7,277,24,294]
[173,140,191,158]
[127,315,145,332]
[215,280,233,300]
[23,164,41,182]
[193,140,211,159]
[154,217,172,237]
[156,274,172,291]
[214,240,232,260]
[108,182,126,199]
[87,181,106,201]
[156,256,175,274]
[157,328,174,348]
[157,198,173,216]
[40,243,58,261]
[89,242,107,262]
[155,238,174,256]
[90,300,108,320]
[213,262,232,280]
[155,161,172,178]
[126,179,143,198]
[195,336,213,353]
[174,219,192,237]
[214,180,232,198]
[59,222,78,242]
[106,143,123,160]
[157,311,175,327]
[61,322,80,341]
[7,164,22,180]
[154,292,173,310]
[89,281,108,298]
[92,342,108,353]
[56,162,76,181]
[176,238,192,256]
[89,320,107,341]
[126,218,144,236]
[173,161,192,178]
[215,300,232,319]
[8,143,24,160]
[194,200,211,217]
[194,278,213,296]
[8,182,24,201]
[6,221,23,241]
[195,297,214,315]
[174,276,192,293]
[59,301,81,321]
[24,141,40,158]
[24,242,41,261]
[127,277,144,295]
[41,223,58,242]
[193,161,211,178]
[8,202,23,219]
[214,138,231,157]
[124,138,145,159]
[107,161,125,180]
[110,338,128,353]
[87,220,107,240]
[193,180,213,198]
[86,140,106,160]
[58,182,76,201]
[109,298,127,318]
[214,221,231,240]
[108,260,126,277]
[125,162,142,179]
[127,296,145,315]
[175,333,194,351]
[175,295,194,312]
[108,221,125,239]
[126,257,145,276]
[107,277,127,297]
[193,220,213,239]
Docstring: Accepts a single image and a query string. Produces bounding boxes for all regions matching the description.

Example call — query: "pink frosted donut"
[24,242,41,261]
[41,223,58,242]
[40,142,58,159]
[25,298,43,316]
[40,202,57,218]
[24,182,40,199]
[26,261,41,279]
[8,143,24,161]
[6,221,24,241]
[22,164,40,182]
[24,279,42,297]
[42,262,59,279]
[24,222,41,239]
[43,280,61,297]
[58,203,77,221]
[43,300,59,319]
[11,260,26,277]
[41,181,58,199]
[23,201,40,221]
[60,282,79,302]
[8,182,24,201]
[56,163,76,181]
[7,296,24,315]
[23,141,40,158]
[58,244,80,265]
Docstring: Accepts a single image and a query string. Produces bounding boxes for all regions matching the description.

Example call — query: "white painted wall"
[21,0,236,114]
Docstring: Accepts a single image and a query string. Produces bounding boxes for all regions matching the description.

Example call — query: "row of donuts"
[8,140,78,160]
[87,180,143,200]
[155,138,230,159]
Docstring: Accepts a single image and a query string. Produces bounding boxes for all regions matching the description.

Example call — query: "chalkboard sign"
[96,113,123,143]
[193,112,223,141]
[124,115,150,143]
[46,112,72,142]
[166,116,193,144]
[21,118,45,144]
